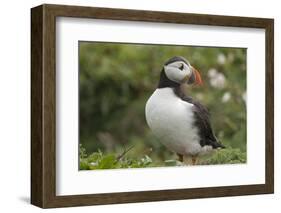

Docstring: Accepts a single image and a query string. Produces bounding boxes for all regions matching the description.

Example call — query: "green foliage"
[79,42,247,167]
[201,148,246,165]
[79,145,247,169]
[79,145,155,170]
[79,144,87,159]
[164,159,184,166]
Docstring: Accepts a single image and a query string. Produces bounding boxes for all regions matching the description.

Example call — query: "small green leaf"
[98,154,116,169]
[79,159,89,170]
[165,159,183,166]
[140,155,152,166]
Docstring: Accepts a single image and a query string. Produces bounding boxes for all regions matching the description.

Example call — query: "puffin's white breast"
[145,88,202,156]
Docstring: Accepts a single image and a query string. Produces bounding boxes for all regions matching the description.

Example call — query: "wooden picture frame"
[31,4,274,208]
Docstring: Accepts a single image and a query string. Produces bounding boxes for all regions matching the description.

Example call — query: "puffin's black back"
[174,87,225,149]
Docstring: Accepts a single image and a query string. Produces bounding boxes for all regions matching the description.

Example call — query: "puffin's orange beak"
[192,66,203,85]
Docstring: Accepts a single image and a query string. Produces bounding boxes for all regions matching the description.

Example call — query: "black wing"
[191,99,224,148]
[174,88,224,149]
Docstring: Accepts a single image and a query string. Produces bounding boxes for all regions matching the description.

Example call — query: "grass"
[79,144,246,170]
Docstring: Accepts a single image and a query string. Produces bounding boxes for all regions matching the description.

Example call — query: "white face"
[164,61,192,83]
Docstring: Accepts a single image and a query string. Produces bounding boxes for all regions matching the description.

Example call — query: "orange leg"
[177,153,183,162]
[191,156,198,165]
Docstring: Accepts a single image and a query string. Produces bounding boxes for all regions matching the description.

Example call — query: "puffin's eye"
[179,64,184,71]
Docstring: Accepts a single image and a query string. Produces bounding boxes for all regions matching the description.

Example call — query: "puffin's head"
[162,56,203,86]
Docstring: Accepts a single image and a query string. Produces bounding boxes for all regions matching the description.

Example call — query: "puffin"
[145,56,224,165]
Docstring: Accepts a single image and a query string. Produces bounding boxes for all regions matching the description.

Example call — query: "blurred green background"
[79,42,247,169]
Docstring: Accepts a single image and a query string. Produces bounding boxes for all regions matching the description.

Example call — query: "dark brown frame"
[31,4,274,208]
